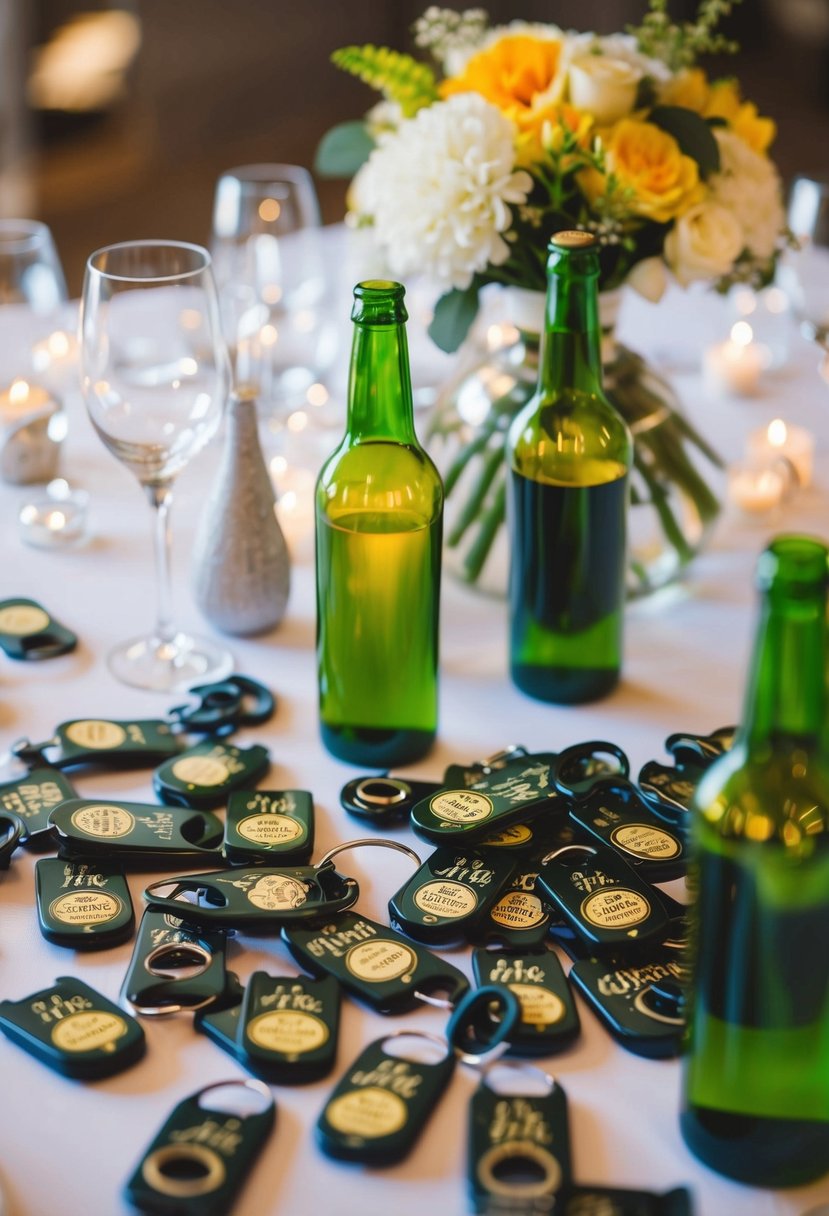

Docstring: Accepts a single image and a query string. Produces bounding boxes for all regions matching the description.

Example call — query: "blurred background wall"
[1,0,828,292]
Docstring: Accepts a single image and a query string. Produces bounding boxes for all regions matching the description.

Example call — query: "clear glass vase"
[427,288,723,598]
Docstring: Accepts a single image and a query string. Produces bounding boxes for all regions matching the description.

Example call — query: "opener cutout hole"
[382,1033,449,1065]
[492,1153,549,1187]
[197,1081,273,1118]
[144,943,211,980]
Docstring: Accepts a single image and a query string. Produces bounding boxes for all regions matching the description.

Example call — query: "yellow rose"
[568,54,641,125]
[441,34,568,163]
[731,102,776,154]
[659,68,709,113]
[660,72,776,154]
[582,119,703,224]
[704,79,741,122]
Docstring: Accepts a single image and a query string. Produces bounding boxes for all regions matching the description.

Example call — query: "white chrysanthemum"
[356,94,533,290]
[709,130,785,260]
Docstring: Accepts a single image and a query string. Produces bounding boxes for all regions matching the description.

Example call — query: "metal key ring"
[540,844,598,866]
[317,837,422,869]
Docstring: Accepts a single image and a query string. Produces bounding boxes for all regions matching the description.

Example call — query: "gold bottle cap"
[551,230,596,249]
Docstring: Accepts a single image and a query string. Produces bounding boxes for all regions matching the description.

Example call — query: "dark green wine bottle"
[315,281,443,767]
[681,536,829,1187]
[506,231,632,704]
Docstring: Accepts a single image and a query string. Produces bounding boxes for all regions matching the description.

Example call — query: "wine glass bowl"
[80,240,233,691]
[0,219,67,313]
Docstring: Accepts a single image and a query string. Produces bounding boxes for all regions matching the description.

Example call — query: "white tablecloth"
[0,262,827,1216]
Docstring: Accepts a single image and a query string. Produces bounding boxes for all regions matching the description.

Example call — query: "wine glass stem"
[147,485,175,645]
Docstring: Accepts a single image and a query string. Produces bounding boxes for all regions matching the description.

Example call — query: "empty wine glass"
[210,163,336,413]
[80,239,233,691]
[780,176,829,351]
[0,219,67,314]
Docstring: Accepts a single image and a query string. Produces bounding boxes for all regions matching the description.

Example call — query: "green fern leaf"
[331,45,438,117]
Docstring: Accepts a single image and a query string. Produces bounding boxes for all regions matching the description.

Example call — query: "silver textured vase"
[193,387,290,635]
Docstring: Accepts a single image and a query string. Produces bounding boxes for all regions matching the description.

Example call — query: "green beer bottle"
[315,281,443,766]
[681,536,829,1186]
[506,231,632,704]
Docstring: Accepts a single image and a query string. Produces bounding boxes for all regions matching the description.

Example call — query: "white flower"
[355,94,532,291]
[568,53,641,125]
[588,34,672,83]
[709,130,785,260]
[626,256,668,303]
[365,100,403,141]
[664,201,745,285]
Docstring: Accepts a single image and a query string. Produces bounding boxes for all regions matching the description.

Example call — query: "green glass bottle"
[315,281,443,767]
[681,536,829,1187]
[506,231,632,704]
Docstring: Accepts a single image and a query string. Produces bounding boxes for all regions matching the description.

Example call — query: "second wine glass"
[80,239,232,691]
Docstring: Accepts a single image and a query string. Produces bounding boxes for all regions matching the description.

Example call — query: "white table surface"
[0,262,828,1216]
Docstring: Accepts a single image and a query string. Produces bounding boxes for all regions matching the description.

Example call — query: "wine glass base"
[106,631,234,693]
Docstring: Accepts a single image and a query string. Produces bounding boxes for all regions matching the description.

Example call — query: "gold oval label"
[70,804,135,839]
[246,1010,328,1055]
[509,983,566,1027]
[325,1088,407,1139]
[171,756,229,786]
[51,1010,128,1053]
[490,890,546,930]
[237,813,303,847]
[580,889,651,929]
[246,875,308,911]
[0,605,50,635]
[413,880,477,919]
[480,824,532,848]
[609,823,681,860]
[429,790,494,824]
[64,720,127,749]
[345,940,417,983]
[49,891,122,925]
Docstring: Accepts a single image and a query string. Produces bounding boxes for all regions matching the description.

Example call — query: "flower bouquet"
[316,0,787,593]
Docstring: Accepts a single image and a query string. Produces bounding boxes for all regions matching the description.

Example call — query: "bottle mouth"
[351,280,407,323]
[354,280,405,299]
[757,535,828,594]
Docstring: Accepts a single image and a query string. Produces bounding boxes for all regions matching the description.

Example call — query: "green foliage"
[649,106,720,177]
[314,121,375,178]
[428,281,482,353]
[629,0,742,71]
[331,45,438,117]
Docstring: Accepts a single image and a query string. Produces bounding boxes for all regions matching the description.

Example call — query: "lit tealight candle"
[728,461,786,515]
[0,378,53,425]
[703,322,769,397]
[269,458,316,561]
[30,329,79,392]
[748,418,814,489]
[18,480,89,549]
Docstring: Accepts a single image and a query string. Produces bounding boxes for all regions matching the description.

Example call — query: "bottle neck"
[741,590,827,751]
[346,321,416,444]
[538,267,603,397]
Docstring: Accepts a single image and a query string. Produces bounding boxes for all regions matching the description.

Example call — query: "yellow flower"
[582,118,704,224]
[731,102,776,154]
[441,34,568,163]
[660,71,776,154]
[660,68,709,113]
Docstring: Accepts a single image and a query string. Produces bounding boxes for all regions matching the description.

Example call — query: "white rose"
[664,202,745,286]
[568,53,641,124]
[626,256,668,303]
[709,130,784,260]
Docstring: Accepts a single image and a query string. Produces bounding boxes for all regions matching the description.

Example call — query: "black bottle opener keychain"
[0,598,77,660]
[14,718,182,771]
[124,1079,275,1216]
[558,1184,694,1215]
[567,953,687,1059]
[121,909,229,1016]
[472,948,580,1057]
[638,725,736,827]
[467,866,556,950]
[0,765,77,849]
[154,740,270,809]
[468,1062,572,1215]
[388,845,517,946]
[536,845,670,955]
[317,1031,456,1165]
[340,774,445,827]
[223,789,314,865]
[168,674,276,736]
[236,971,341,1084]
[0,976,145,1079]
[35,859,134,949]
[50,799,223,869]
[411,752,564,845]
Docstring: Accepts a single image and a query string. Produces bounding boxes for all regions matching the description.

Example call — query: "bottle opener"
[50,799,223,868]
[284,911,469,1015]
[340,774,445,827]
[0,598,77,660]
[567,955,687,1058]
[142,857,360,932]
[388,846,517,946]
[154,740,270,809]
[441,745,531,789]
[536,845,670,955]
[121,909,229,1016]
[638,725,735,827]
[35,859,134,949]
[0,976,145,1079]
[468,868,554,950]
[410,752,564,845]
[317,1032,455,1165]
[168,674,276,735]
[468,1063,571,1215]
[0,811,25,868]
[124,1079,275,1216]
[223,789,314,865]
[237,971,340,1084]
[552,740,630,799]
[0,766,77,849]
[14,718,181,771]
[558,1184,694,1215]
[472,949,580,1057]
[567,780,686,884]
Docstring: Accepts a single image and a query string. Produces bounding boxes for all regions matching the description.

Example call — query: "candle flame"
[9,379,29,404]
[768,418,787,447]
[47,510,67,531]
[48,331,70,357]
[731,321,754,347]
